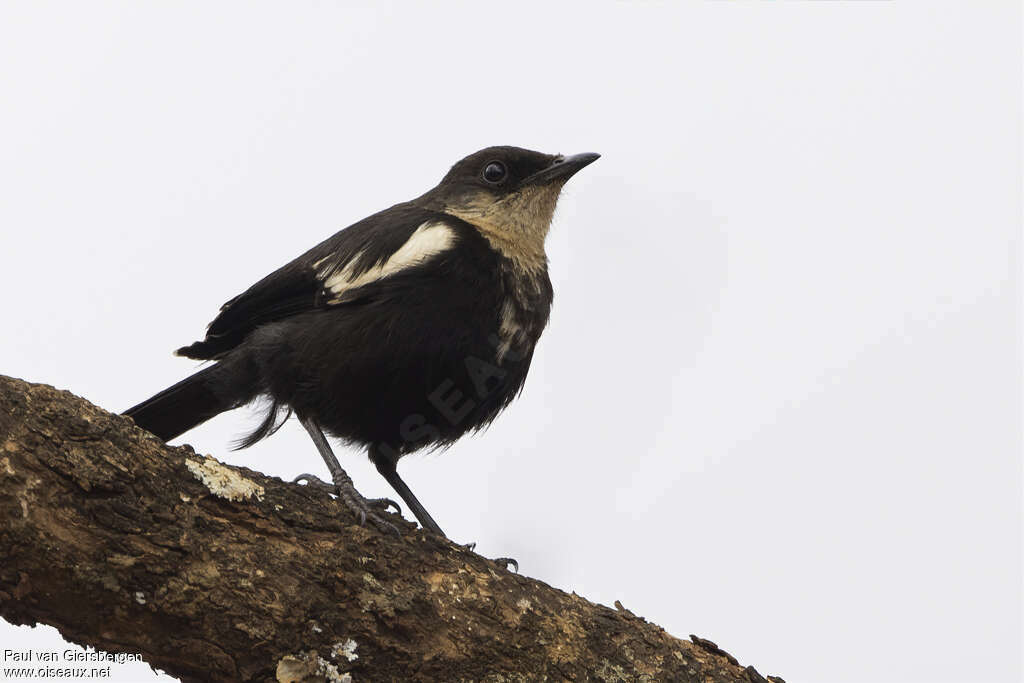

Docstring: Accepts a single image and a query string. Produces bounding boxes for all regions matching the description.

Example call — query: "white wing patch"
[317,221,455,303]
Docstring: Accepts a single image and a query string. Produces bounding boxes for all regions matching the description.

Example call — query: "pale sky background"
[1,2,1020,682]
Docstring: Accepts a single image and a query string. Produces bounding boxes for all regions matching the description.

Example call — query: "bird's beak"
[525,152,601,185]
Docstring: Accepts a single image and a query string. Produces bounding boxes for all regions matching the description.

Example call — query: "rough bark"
[0,375,783,683]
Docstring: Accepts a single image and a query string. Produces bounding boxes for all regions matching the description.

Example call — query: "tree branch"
[0,375,781,682]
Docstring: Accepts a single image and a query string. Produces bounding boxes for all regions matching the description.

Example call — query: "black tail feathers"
[124,366,230,442]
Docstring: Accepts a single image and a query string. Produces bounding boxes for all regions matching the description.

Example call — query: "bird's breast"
[491,262,553,365]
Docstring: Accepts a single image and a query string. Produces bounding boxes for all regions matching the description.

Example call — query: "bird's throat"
[443,185,563,273]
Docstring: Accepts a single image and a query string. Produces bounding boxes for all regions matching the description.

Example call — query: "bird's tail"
[123,365,230,442]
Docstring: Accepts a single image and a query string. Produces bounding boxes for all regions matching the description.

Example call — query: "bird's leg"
[293,417,401,535]
[369,446,446,537]
[366,445,518,571]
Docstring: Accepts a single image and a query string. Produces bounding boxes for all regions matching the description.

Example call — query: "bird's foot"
[458,541,518,573]
[492,556,519,572]
[292,473,402,536]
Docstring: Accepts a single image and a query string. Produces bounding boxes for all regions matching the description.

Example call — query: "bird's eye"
[482,161,507,184]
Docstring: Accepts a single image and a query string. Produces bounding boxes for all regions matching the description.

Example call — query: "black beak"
[526,152,601,185]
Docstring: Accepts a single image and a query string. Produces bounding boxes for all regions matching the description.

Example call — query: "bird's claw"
[292,473,335,491]
[493,557,519,573]
[292,473,402,537]
[358,509,401,538]
[367,497,402,515]
[459,541,517,572]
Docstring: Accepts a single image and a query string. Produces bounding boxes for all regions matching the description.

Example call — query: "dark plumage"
[125,146,599,537]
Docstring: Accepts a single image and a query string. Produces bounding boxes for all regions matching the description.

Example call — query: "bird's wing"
[176,204,458,360]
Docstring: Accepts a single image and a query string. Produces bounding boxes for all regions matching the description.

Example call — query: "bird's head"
[421,146,599,271]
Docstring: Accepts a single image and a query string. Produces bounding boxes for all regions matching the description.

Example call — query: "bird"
[124,146,599,538]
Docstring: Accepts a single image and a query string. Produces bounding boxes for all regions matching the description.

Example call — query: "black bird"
[125,146,599,537]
